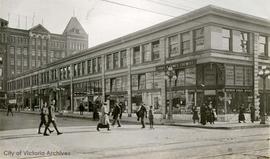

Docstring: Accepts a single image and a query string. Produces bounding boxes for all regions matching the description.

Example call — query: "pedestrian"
[79,102,84,115]
[38,102,53,134]
[6,103,13,116]
[238,105,246,123]
[97,102,110,131]
[93,103,99,121]
[43,99,63,136]
[148,105,154,129]
[137,103,147,128]
[111,103,122,127]
[200,104,207,125]
[192,106,199,124]
[212,107,217,124]
[250,104,255,123]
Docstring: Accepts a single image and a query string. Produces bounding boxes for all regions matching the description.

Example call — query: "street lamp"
[258,65,270,124]
[165,66,177,120]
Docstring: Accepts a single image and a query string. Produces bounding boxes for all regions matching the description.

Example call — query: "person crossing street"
[43,99,62,136]
[38,102,53,134]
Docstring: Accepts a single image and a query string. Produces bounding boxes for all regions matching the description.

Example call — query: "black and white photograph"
[0,0,269,158]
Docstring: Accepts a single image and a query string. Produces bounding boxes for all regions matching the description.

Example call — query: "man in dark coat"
[111,103,121,127]
[250,105,255,123]
[79,102,84,115]
[43,99,62,136]
[138,104,147,128]
[200,104,207,125]
[6,104,13,116]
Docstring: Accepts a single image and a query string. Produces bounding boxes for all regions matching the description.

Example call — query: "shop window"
[152,40,160,60]
[133,46,140,64]
[131,75,138,91]
[222,28,231,51]
[105,79,110,92]
[181,32,191,54]
[259,35,267,56]
[194,28,204,51]
[138,74,146,90]
[169,35,179,57]
[67,66,70,78]
[142,43,151,62]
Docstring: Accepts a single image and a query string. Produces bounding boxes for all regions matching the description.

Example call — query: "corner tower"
[63,17,88,56]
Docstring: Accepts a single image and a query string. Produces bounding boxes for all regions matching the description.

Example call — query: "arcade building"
[6,5,270,121]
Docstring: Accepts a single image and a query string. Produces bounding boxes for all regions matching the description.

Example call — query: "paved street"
[0,112,269,159]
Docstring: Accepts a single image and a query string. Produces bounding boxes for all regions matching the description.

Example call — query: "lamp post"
[258,65,270,124]
[165,66,177,120]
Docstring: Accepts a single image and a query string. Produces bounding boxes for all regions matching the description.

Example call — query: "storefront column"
[101,55,106,102]
[160,37,167,119]
[127,48,132,117]
[253,33,260,119]
[160,72,167,119]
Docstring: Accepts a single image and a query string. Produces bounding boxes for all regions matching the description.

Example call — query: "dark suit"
[44,104,61,135]
[139,105,147,128]
[112,104,121,127]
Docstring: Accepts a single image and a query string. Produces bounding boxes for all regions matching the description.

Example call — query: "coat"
[99,105,110,125]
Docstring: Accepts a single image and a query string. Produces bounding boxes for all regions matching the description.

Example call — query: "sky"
[0,0,270,47]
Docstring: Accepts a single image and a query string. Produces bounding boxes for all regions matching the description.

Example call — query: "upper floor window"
[23,48,28,56]
[133,46,140,64]
[0,57,2,65]
[142,43,151,62]
[222,29,231,51]
[10,47,15,55]
[194,28,204,51]
[259,35,267,56]
[113,52,119,69]
[73,64,77,77]
[92,58,97,73]
[106,54,113,70]
[169,35,179,57]
[97,57,102,72]
[87,59,92,74]
[152,41,160,60]
[82,61,85,75]
[181,32,191,54]
[120,50,127,68]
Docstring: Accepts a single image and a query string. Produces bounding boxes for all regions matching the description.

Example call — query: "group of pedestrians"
[96,102,155,131]
[38,99,62,136]
[199,102,217,125]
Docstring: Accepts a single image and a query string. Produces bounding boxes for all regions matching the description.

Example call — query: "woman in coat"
[97,103,110,131]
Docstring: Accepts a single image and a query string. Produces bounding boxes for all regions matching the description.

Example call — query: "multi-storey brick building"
[7,5,270,121]
[0,17,88,106]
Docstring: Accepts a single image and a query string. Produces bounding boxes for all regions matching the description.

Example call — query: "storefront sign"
[156,60,196,71]
[204,90,216,95]
[235,66,244,86]
[225,65,234,85]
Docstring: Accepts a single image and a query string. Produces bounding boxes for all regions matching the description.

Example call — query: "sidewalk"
[1,109,269,130]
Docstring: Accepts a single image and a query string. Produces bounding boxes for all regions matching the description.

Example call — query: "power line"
[145,0,191,12]
[100,0,176,18]
[154,0,195,10]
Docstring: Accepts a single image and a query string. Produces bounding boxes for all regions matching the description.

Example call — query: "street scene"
[1,0,270,158]
[0,112,269,159]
